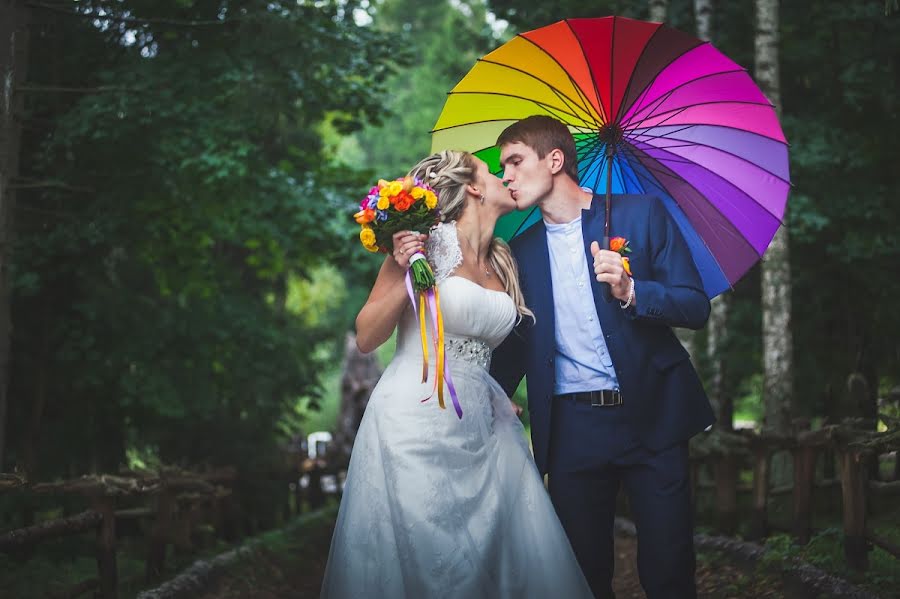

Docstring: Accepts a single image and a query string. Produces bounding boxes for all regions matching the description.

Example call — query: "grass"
[756,507,900,598]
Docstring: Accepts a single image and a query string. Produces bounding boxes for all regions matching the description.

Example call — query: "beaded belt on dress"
[444,336,491,369]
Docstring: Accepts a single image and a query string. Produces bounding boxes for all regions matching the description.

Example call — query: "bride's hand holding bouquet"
[354,176,440,292]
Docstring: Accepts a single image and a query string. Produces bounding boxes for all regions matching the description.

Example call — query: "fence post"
[714,453,738,535]
[92,495,118,599]
[146,487,175,580]
[749,441,769,541]
[839,447,869,571]
[792,441,816,545]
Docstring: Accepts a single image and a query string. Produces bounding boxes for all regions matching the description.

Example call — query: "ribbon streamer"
[404,272,463,419]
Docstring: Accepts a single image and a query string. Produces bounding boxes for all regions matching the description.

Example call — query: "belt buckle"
[590,389,619,407]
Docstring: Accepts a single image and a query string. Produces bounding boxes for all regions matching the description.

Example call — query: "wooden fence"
[689,417,900,571]
[0,458,342,599]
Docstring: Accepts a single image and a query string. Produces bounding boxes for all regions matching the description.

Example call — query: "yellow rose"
[411,187,425,200]
[379,185,391,198]
[359,226,377,249]
[387,181,403,196]
[377,196,390,210]
[425,190,437,209]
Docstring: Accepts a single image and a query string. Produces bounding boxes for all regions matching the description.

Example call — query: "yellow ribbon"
[419,292,429,383]
[434,285,446,410]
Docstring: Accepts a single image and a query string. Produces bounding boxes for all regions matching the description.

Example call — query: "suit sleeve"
[490,321,528,398]
[624,197,711,330]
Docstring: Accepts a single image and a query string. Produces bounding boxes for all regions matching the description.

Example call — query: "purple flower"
[376,209,388,222]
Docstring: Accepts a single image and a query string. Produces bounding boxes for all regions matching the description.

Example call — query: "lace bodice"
[394,222,517,366]
[425,221,463,283]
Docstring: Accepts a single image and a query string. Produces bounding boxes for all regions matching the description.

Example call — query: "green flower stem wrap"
[408,253,435,293]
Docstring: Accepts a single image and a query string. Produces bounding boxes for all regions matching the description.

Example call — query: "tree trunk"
[694,0,733,431]
[331,333,382,466]
[649,0,668,23]
[708,296,732,430]
[694,0,713,41]
[0,0,29,471]
[755,0,792,485]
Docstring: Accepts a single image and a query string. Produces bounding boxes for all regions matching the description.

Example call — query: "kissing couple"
[321,115,713,599]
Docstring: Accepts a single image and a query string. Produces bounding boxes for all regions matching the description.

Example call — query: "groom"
[490,115,714,599]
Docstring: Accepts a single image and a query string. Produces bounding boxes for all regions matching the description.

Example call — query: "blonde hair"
[408,150,534,322]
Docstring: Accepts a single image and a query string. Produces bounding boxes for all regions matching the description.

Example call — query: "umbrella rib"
[630,121,790,150]
[613,154,630,193]
[624,99,775,134]
[623,100,779,142]
[609,16,617,126]
[431,118,521,134]
[619,68,750,130]
[616,144,664,196]
[616,34,709,129]
[564,19,609,124]
[511,207,539,238]
[618,141,756,291]
[628,128,791,185]
[577,137,608,190]
[438,91,595,126]
[516,33,606,127]
[477,58,602,125]
[628,138,790,203]
[624,138,787,226]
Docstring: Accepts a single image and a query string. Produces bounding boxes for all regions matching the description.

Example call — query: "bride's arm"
[355,231,427,354]
[355,257,411,354]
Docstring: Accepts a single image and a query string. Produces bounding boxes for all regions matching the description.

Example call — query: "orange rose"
[609,237,627,253]
[394,191,415,211]
[353,209,376,224]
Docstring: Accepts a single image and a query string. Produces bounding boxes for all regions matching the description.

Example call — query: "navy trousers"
[547,397,697,599]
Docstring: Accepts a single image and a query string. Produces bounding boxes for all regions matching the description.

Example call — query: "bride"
[320,150,593,598]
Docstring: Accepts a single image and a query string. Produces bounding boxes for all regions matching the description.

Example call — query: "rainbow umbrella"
[430,16,790,298]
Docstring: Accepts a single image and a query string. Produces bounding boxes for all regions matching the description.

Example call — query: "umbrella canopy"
[431,16,790,298]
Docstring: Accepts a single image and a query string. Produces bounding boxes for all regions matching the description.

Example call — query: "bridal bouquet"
[353,176,462,419]
[354,176,440,293]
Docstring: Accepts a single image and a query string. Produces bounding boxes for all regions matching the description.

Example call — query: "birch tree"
[649,0,668,22]
[756,0,793,477]
[694,0,732,431]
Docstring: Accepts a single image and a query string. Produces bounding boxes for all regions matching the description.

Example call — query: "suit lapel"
[524,221,556,357]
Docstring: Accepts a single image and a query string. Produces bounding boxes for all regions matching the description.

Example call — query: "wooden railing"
[689,417,900,571]
[0,466,238,598]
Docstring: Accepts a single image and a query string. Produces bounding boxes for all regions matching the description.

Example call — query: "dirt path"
[197,514,794,599]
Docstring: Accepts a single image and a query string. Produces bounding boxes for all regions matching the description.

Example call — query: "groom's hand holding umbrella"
[590,241,634,306]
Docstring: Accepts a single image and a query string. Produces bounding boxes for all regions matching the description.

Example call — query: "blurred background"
[0,1,898,597]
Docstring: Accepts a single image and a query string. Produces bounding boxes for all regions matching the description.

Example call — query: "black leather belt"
[556,389,623,407]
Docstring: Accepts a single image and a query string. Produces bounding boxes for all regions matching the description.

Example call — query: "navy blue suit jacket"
[490,194,715,475]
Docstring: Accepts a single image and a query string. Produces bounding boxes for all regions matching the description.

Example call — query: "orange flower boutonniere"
[610,236,633,277]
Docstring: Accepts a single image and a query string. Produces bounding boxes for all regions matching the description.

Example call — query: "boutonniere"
[609,236,632,276]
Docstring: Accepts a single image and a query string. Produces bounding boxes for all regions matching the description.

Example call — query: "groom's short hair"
[497,115,579,183]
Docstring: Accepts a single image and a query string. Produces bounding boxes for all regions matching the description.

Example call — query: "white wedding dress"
[320,222,592,599]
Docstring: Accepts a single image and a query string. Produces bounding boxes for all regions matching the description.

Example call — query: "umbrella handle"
[600,236,614,303]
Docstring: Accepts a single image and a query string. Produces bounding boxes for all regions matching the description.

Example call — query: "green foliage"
[351,0,506,178]
[8,0,396,479]
[761,523,900,597]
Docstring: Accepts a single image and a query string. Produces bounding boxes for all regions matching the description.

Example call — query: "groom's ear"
[547,148,565,175]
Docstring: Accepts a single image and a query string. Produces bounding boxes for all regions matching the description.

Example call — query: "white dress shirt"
[544,217,621,395]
